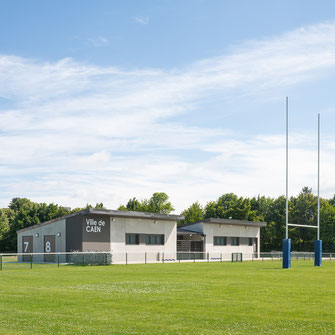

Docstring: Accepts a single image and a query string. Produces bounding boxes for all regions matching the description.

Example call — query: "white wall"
[110,217,177,263]
[203,223,260,258]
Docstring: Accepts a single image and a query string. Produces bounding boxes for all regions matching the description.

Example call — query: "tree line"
[1,188,335,252]
[180,187,335,252]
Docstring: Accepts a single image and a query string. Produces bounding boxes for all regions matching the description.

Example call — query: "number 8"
[45,241,51,253]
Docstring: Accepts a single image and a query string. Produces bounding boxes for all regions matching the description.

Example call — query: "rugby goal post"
[283,99,321,269]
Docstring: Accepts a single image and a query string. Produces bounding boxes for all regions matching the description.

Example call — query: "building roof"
[176,227,204,236]
[178,217,267,229]
[17,207,184,234]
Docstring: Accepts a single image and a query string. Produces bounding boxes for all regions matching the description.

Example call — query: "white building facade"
[17,210,266,263]
[177,218,266,260]
[17,208,182,263]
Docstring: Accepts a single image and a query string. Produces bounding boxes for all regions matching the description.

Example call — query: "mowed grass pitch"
[0,261,334,335]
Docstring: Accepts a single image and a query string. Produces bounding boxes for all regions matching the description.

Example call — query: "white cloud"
[87,36,109,47]
[1,21,335,211]
[135,16,149,25]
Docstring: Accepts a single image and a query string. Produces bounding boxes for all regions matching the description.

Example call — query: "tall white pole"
[286,97,289,239]
[317,113,320,240]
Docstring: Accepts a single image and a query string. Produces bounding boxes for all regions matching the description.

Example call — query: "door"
[22,236,33,262]
[44,235,56,262]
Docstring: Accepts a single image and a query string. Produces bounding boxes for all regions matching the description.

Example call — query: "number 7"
[24,241,29,252]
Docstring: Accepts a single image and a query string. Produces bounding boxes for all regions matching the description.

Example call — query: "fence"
[0,251,334,270]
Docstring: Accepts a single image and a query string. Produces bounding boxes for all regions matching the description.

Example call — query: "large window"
[126,233,139,245]
[214,236,227,246]
[146,234,164,245]
[231,237,240,246]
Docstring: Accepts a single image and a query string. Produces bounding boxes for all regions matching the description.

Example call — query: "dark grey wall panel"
[82,215,111,251]
[82,215,110,243]
[66,214,111,252]
[66,215,83,252]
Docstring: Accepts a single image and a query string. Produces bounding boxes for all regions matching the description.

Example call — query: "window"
[214,236,227,246]
[126,234,139,245]
[145,234,164,245]
[248,238,253,246]
[231,237,239,246]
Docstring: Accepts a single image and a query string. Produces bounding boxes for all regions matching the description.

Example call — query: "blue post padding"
[283,238,291,269]
[314,240,322,266]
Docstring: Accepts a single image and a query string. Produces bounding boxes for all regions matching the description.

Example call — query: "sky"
[1,0,335,213]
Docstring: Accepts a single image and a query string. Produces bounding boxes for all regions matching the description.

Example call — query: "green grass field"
[0,260,334,334]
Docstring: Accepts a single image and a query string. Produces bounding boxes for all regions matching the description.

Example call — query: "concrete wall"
[110,217,177,263]
[203,223,260,259]
[17,219,66,262]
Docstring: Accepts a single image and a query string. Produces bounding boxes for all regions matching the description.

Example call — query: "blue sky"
[1,0,335,212]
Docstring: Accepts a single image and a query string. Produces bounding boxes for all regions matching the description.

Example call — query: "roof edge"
[17,208,184,234]
[179,217,267,228]
[16,209,90,234]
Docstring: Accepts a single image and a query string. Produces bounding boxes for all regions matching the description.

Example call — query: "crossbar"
[288,223,318,229]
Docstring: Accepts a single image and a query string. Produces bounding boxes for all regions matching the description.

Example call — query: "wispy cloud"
[1,21,335,211]
[135,16,149,25]
[86,36,109,47]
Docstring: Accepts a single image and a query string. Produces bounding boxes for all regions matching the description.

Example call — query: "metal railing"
[0,251,333,270]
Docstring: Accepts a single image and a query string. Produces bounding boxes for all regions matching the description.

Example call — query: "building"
[17,207,182,263]
[16,208,266,263]
[177,218,266,260]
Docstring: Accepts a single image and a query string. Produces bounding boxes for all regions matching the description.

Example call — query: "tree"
[249,196,273,222]
[38,203,71,222]
[204,201,218,218]
[320,200,335,252]
[9,198,35,212]
[94,203,105,209]
[329,195,335,207]
[204,193,251,220]
[1,198,72,252]
[217,193,239,212]
[204,193,239,219]
[118,197,142,211]
[181,202,204,224]
[6,199,40,251]
[216,193,239,218]
[229,197,251,220]
[289,187,317,251]
[262,196,286,251]
[118,193,174,214]
[0,209,10,240]
[146,193,174,214]
[125,198,142,211]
